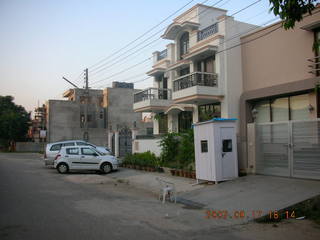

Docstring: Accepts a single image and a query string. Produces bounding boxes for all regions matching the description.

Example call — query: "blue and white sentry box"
[193,118,238,182]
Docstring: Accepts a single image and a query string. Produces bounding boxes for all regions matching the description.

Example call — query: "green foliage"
[159,132,180,167]
[123,151,159,167]
[159,129,195,169]
[0,96,30,148]
[177,129,195,170]
[269,0,317,29]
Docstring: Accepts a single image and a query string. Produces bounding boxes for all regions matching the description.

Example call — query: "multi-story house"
[133,4,256,154]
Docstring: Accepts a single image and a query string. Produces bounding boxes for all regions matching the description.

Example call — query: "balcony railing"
[173,72,218,92]
[197,23,218,41]
[307,55,320,76]
[157,49,168,61]
[134,88,172,103]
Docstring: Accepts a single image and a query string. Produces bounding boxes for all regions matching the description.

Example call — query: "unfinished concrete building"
[46,83,152,157]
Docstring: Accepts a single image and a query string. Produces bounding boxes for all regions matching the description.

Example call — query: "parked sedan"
[44,140,112,166]
[54,146,118,174]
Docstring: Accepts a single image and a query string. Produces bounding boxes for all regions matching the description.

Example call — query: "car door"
[65,147,80,170]
[80,147,100,170]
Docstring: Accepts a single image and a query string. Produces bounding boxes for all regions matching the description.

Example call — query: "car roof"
[47,140,88,145]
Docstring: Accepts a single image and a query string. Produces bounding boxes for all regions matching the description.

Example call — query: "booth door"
[220,127,236,179]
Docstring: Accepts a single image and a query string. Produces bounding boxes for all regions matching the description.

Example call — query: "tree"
[269,0,318,29]
[0,96,30,150]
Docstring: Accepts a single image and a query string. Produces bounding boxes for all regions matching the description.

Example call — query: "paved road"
[1,153,320,240]
[0,153,238,240]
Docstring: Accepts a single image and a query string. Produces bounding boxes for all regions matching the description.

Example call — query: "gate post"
[108,131,113,150]
[247,123,256,174]
[114,131,119,158]
[132,128,138,153]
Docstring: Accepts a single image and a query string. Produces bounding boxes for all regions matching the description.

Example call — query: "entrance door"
[220,127,236,180]
[178,111,192,132]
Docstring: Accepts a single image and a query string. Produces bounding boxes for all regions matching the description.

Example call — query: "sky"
[0,0,277,113]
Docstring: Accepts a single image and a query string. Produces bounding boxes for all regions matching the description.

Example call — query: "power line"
[89,0,262,87]
[88,0,199,71]
[90,38,162,78]
[90,57,152,86]
[89,0,261,78]
[89,0,223,75]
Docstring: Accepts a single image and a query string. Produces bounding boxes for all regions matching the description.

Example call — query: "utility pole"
[83,68,89,141]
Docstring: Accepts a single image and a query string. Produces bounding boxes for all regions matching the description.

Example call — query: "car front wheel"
[57,163,69,174]
[101,162,112,174]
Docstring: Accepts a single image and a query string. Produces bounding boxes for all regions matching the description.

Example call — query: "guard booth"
[193,118,238,182]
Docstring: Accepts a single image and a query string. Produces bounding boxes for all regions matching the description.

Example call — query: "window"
[253,93,311,123]
[81,148,97,156]
[179,32,189,58]
[146,128,153,135]
[50,144,62,151]
[66,148,79,155]
[271,97,289,122]
[290,94,310,120]
[76,142,87,146]
[199,103,221,122]
[63,142,75,147]
[222,139,232,152]
[201,140,208,153]
[254,100,271,123]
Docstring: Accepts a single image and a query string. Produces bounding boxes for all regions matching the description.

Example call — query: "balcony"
[172,72,223,104]
[133,88,172,112]
[197,23,218,41]
[157,49,167,61]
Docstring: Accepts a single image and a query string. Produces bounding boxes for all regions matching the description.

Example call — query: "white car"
[54,146,118,174]
[44,140,112,166]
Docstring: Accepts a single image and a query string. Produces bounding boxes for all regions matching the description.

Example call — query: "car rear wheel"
[101,162,112,174]
[57,163,69,174]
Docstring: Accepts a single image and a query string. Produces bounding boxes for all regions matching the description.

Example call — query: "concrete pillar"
[153,116,159,135]
[114,131,119,158]
[108,131,113,150]
[131,128,138,153]
[192,105,199,123]
[247,123,256,174]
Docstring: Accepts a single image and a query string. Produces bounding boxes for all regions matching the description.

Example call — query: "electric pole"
[83,68,89,141]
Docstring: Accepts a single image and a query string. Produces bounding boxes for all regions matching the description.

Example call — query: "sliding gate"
[256,119,320,180]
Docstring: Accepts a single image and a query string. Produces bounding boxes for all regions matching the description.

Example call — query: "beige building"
[133,4,256,155]
[240,8,320,179]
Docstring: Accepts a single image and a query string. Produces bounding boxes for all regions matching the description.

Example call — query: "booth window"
[222,139,232,152]
[201,140,208,153]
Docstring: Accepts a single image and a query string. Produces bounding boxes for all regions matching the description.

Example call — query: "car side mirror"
[93,153,99,157]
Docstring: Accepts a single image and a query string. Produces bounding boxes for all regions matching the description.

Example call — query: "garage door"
[256,119,320,180]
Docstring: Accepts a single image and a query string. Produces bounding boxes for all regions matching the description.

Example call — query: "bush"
[123,151,159,168]
[159,129,195,170]
[159,132,180,167]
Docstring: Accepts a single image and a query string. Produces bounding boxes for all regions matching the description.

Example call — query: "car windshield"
[95,149,105,155]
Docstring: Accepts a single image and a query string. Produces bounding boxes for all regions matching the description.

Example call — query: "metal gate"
[118,127,132,157]
[256,119,320,180]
